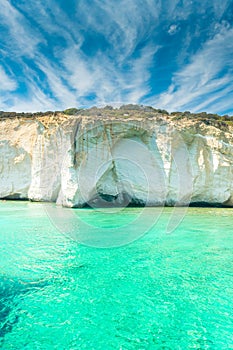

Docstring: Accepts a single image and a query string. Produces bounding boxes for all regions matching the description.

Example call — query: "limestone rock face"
[0,112,233,207]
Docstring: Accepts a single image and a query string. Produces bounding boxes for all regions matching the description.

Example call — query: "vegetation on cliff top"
[0,105,232,129]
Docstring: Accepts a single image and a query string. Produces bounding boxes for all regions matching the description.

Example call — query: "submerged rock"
[0,276,48,340]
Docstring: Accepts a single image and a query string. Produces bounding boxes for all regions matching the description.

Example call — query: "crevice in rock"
[85,191,146,208]
[72,119,81,167]
[3,194,28,200]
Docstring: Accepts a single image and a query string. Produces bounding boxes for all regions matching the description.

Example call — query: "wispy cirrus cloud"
[0,0,233,113]
[0,66,17,91]
[0,0,161,110]
[60,44,159,106]
[0,0,44,56]
[151,24,233,114]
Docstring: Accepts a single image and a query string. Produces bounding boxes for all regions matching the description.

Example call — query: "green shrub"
[63,108,80,115]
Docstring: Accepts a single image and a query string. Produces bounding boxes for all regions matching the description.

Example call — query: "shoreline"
[1,198,233,208]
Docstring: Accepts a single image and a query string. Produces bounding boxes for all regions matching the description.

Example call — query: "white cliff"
[0,109,233,207]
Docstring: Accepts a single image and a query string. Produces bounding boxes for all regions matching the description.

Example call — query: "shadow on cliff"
[83,191,146,208]
[189,201,233,208]
[84,193,233,209]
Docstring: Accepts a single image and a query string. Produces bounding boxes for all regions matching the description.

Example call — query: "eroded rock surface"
[0,111,232,207]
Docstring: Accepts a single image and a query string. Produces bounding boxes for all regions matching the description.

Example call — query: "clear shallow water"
[0,202,233,349]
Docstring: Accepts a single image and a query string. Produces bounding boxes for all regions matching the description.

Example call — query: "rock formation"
[0,107,233,207]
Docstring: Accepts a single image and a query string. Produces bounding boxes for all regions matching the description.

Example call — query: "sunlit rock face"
[0,111,233,207]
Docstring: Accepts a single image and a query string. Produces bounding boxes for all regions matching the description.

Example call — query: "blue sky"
[0,0,233,114]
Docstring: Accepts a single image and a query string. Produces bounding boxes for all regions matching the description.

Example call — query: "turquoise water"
[0,202,233,349]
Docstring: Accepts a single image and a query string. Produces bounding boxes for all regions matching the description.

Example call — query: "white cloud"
[150,25,233,114]
[0,66,17,91]
[0,0,44,57]
[60,43,159,106]
[0,0,233,113]
[168,24,179,35]
[0,0,160,110]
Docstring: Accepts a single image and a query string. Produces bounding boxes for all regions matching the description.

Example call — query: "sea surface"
[0,201,233,349]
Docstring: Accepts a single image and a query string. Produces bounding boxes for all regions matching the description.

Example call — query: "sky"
[0,0,233,114]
